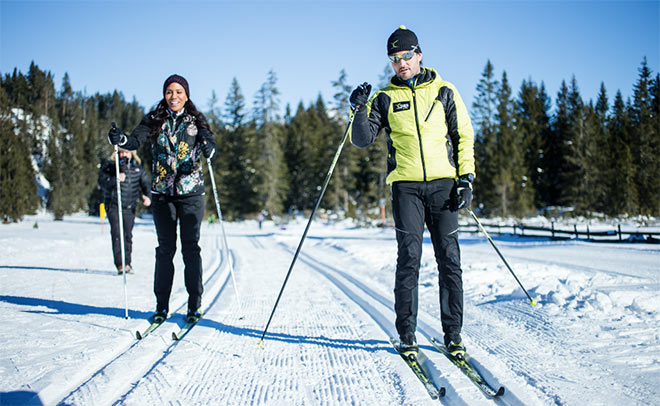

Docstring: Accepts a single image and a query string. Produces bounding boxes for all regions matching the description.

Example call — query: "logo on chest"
[393,101,411,112]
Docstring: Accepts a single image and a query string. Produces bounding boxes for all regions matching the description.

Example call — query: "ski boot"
[186,308,202,323]
[153,309,168,323]
[446,338,466,360]
[399,335,419,361]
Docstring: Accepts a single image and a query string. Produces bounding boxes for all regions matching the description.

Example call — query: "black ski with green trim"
[390,338,445,399]
[172,314,203,341]
[136,319,164,340]
[429,337,505,397]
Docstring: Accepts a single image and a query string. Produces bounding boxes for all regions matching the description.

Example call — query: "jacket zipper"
[424,99,438,122]
[411,88,427,181]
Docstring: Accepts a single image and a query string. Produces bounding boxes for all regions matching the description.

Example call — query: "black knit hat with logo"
[163,74,190,97]
[387,25,421,55]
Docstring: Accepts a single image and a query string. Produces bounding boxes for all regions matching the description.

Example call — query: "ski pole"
[258,106,359,347]
[206,157,242,313]
[112,123,129,319]
[467,208,537,306]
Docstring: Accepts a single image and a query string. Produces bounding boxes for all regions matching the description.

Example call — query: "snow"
[1,212,659,405]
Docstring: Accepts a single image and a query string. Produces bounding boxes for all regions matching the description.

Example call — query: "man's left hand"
[456,175,473,209]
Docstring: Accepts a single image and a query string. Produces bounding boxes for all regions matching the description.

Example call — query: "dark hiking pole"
[206,157,242,313]
[467,208,537,306]
[258,106,359,347]
[112,123,129,319]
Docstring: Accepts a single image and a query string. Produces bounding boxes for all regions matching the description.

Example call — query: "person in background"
[98,147,151,274]
[348,26,475,359]
[107,74,217,323]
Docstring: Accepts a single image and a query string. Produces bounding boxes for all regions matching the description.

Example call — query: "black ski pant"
[107,204,136,269]
[392,178,463,344]
[152,194,204,313]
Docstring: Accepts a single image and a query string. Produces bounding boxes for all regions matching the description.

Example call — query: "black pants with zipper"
[107,204,136,270]
[392,178,463,344]
[151,193,204,313]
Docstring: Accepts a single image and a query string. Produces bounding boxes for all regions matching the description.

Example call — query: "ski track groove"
[283,242,523,405]
[316,237,649,406]
[57,235,229,406]
[119,234,406,405]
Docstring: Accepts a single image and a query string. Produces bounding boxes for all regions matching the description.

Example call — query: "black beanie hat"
[387,25,421,55]
[163,74,190,98]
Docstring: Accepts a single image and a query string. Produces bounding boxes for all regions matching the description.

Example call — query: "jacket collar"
[390,67,437,89]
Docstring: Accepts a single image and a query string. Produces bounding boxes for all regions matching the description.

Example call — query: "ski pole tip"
[530,298,538,306]
[257,339,265,349]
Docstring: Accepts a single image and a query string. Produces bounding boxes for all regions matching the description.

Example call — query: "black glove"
[455,174,474,209]
[201,141,216,160]
[107,122,126,146]
[349,82,372,109]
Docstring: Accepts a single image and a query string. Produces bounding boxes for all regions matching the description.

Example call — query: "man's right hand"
[349,82,372,109]
[107,122,125,145]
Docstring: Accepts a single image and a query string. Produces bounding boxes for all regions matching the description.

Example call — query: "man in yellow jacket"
[349,26,475,359]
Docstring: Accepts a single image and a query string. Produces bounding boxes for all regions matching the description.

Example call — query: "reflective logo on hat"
[390,40,399,49]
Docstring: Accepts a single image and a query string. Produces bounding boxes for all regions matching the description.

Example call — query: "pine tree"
[218,78,261,219]
[253,69,287,216]
[607,91,638,214]
[517,79,551,210]
[0,85,38,222]
[546,80,571,208]
[561,76,588,212]
[57,73,87,213]
[331,70,358,216]
[492,71,530,216]
[584,83,611,214]
[650,72,660,214]
[311,95,344,212]
[472,60,499,213]
[283,102,311,213]
[630,57,659,215]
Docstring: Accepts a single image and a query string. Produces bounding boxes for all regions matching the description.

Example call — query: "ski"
[390,338,446,399]
[429,337,505,397]
[172,314,202,341]
[135,319,164,340]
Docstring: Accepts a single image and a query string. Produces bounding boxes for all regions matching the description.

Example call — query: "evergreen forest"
[0,59,658,223]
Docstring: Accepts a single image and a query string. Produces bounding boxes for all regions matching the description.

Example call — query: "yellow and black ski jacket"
[350,67,475,184]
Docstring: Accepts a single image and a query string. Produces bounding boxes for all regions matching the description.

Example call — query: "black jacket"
[99,158,151,210]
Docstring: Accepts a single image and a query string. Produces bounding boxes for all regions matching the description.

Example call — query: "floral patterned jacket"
[123,109,216,196]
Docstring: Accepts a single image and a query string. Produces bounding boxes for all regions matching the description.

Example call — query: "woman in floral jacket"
[108,74,216,323]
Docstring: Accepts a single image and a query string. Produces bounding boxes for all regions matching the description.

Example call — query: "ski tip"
[439,387,446,397]
[135,331,142,340]
[172,332,179,341]
[496,386,505,396]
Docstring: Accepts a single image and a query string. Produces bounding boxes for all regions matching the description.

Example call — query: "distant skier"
[107,74,217,323]
[348,26,476,358]
[98,147,151,274]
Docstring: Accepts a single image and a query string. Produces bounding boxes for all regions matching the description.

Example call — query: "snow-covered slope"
[1,213,658,405]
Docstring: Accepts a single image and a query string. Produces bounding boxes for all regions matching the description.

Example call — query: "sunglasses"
[388,47,418,63]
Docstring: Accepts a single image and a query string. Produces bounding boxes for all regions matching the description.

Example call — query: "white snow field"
[1,213,658,405]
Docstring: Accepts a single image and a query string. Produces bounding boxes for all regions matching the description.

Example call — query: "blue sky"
[1,0,658,119]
